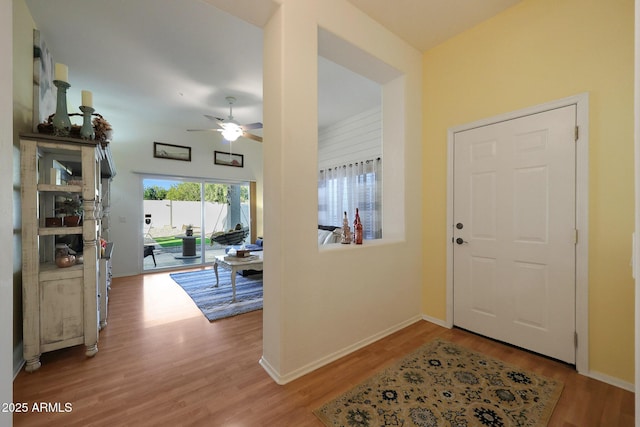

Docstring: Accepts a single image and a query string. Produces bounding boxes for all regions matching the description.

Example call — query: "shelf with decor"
[20,133,115,372]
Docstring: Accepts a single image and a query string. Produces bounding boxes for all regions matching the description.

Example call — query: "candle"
[54,63,68,82]
[82,90,93,108]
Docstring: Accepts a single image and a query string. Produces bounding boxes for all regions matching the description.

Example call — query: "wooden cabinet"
[20,133,115,372]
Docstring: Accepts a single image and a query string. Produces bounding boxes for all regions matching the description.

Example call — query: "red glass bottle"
[353,208,363,244]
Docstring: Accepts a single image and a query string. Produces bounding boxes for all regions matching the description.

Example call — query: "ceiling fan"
[187,96,263,143]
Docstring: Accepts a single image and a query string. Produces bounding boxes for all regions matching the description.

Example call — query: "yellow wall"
[422,0,635,383]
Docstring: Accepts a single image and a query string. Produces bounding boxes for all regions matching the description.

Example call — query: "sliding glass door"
[142,177,252,272]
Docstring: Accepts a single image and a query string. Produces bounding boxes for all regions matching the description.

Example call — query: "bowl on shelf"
[55,255,76,268]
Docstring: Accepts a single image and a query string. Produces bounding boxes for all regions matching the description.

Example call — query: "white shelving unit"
[20,133,115,372]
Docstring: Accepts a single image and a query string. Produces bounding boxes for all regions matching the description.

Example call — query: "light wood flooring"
[13,270,634,426]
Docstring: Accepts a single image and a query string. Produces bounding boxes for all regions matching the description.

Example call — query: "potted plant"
[57,195,83,227]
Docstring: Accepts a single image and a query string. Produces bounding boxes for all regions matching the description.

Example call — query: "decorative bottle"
[341,211,352,244]
[353,207,363,244]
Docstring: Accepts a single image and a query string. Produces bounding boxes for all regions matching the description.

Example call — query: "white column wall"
[1,0,14,423]
[261,0,423,383]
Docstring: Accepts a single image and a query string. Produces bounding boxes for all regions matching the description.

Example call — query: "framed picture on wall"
[153,142,191,161]
[33,29,56,132]
[214,151,244,167]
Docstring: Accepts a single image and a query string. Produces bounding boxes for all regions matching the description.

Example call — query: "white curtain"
[318,158,382,239]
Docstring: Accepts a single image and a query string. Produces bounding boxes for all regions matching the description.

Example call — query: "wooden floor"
[13,270,634,426]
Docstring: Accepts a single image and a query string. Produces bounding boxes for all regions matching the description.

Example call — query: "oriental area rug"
[314,339,563,427]
[169,269,262,322]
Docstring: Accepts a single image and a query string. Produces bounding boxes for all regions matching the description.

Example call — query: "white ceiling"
[24,0,521,137]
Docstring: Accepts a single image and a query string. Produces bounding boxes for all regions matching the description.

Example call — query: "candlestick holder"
[52,80,72,137]
[79,106,95,140]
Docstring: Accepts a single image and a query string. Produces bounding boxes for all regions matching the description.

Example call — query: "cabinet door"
[40,277,84,345]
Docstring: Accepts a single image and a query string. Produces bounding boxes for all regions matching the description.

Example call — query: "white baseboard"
[259,315,422,385]
[258,356,283,385]
[422,317,632,392]
[584,369,635,392]
[13,341,24,380]
[421,314,450,329]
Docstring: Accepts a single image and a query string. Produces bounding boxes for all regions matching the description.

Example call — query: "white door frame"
[445,93,589,374]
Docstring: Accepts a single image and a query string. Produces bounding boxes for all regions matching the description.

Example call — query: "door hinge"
[574,229,578,245]
[574,331,578,348]
[575,126,579,142]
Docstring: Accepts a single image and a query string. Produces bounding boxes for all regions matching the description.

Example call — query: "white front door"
[453,105,577,364]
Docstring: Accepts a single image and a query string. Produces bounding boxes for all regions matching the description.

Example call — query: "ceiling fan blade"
[186,128,222,132]
[243,132,263,143]
[204,114,224,122]
[240,122,263,130]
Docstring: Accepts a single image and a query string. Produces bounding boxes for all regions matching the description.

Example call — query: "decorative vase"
[79,106,95,140]
[341,211,352,244]
[55,243,76,268]
[52,80,72,137]
[55,255,76,268]
[353,208,363,245]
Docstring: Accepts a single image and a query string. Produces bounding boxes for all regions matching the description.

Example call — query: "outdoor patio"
[143,242,227,271]
[142,218,257,272]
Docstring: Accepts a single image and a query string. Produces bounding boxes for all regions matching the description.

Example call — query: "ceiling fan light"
[221,124,243,142]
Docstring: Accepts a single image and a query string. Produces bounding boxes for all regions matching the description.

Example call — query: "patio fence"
[143,200,250,238]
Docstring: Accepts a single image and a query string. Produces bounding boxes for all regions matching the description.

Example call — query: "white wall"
[261,0,422,383]
[1,0,14,423]
[109,117,263,277]
[318,105,381,169]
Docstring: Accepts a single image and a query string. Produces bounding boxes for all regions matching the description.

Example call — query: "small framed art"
[154,142,191,162]
[214,151,244,167]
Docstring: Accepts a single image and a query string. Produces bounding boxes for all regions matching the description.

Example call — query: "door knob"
[455,237,468,245]
[456,223,464,229]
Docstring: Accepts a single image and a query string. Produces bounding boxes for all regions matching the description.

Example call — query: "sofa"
[225,228,337,276]
[318,225,341,245]
[227,228,339,251]
[225,237,263,253]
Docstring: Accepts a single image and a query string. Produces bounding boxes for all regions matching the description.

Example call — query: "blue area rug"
[169,268,263,322]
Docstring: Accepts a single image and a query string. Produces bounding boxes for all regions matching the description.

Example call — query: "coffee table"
[213,252,263,301]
